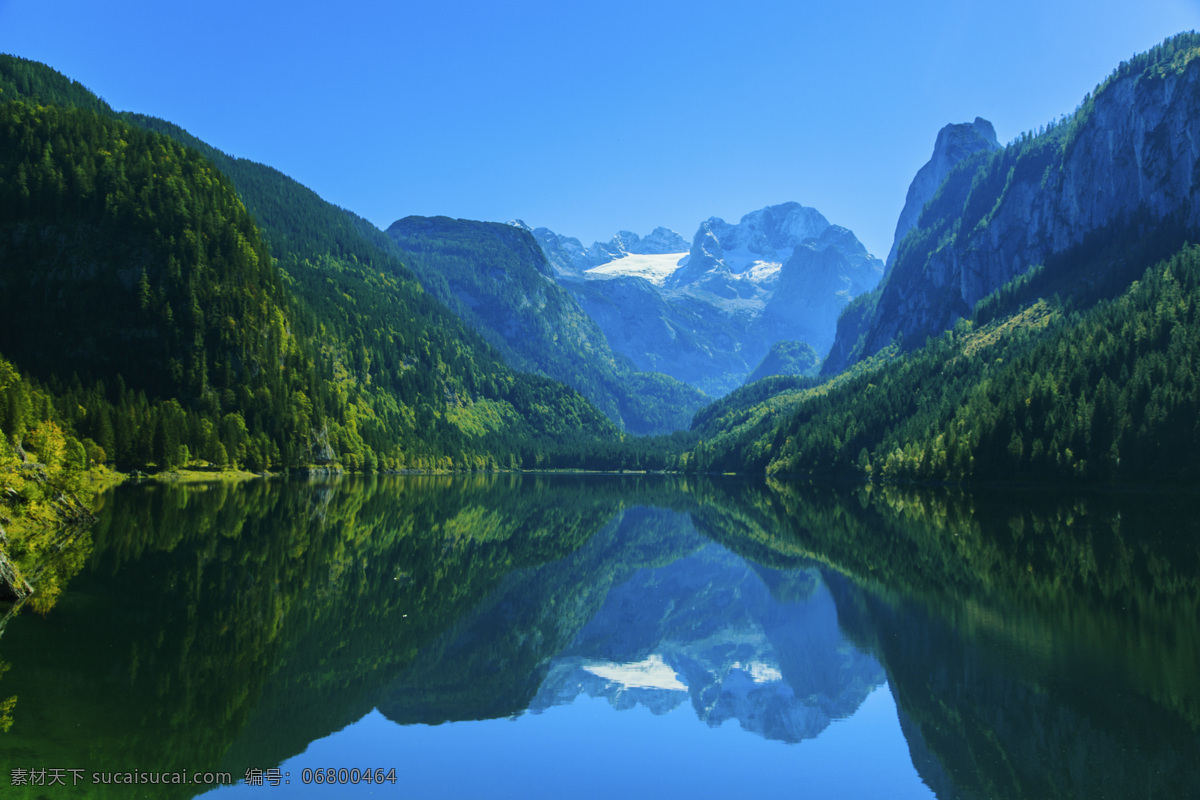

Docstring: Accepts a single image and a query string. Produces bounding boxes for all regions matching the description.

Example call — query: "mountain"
[744,341,819,384]
[0,53,632,483]
[684,241,1200,482]
[385,216,709,435]
[668,34,1200,483]
[666,202,832,292]
[530,203,883,396]
[517,222,690,279]
[885,117,1000,269]
[826,34,1200,375]
[758,224,885,353]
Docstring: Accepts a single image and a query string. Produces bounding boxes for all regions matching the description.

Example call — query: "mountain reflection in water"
[0,475,1196,799]
[526,531,885,744]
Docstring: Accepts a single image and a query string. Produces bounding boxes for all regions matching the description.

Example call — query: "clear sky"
[2,0,1198,257]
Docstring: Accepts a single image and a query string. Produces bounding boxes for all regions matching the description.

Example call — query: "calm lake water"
[0,474,1197,798]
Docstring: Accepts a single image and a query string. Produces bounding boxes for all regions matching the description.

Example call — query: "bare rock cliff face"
[885,117,1000,270]
[827,44,1200,375]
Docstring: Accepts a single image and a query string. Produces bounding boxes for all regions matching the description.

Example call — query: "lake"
[0,474,1197,798]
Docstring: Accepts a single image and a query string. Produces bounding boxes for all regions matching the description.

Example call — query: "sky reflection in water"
[209,686,930,800]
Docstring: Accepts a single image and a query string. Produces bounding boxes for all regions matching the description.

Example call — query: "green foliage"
[0,54,641,490]
[0,55,112,115]
[693,244,1200,484]
[684,344,900,473]
[744,340,820,384]
[0,355,101,610]
[0,97,319,470]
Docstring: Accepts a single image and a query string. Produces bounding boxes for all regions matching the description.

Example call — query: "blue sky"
[2,0,1198,256]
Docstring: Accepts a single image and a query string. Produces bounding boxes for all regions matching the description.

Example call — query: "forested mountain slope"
[0,53,623,484]
[386,216,709,435]
[686,244,1200,483]
[664,35,1200,484]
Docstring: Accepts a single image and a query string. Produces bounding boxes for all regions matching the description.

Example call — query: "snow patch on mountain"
[585,252,688,285]
[583,654,687,691]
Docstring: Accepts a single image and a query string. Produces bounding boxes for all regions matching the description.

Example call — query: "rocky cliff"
[885,117,1000,270]
[665,202,832,294]
[827,35,1200,375]
[513,220,689,278]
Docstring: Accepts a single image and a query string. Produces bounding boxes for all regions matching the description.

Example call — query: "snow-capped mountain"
[521,203,883,395]
[667,202,832,295]
[511,221,690,280]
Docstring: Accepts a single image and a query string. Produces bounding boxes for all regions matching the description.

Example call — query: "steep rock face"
[595,227,690,261]
[885,118,1000,270]
[512,220,690,277]
[827,39,1200,375]
[630,226,690,254]
[511,220,589,279]
[760,225,885,354]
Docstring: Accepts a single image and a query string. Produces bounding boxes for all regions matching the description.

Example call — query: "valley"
[4,36,1200,599]
[1,23,1199,800]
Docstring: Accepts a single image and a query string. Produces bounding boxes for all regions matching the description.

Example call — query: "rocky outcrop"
[760,225,884,354]
[594,227,689,261]
[666,202,831,291]
[512,220,689,277]
[885,118,1000,270]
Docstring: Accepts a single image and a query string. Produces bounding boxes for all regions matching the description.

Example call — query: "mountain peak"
[666,202,833,290]
[932,117,999,155]
[886,117,1001,269]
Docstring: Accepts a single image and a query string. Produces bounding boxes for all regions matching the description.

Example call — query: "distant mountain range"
[517,202,883,396]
